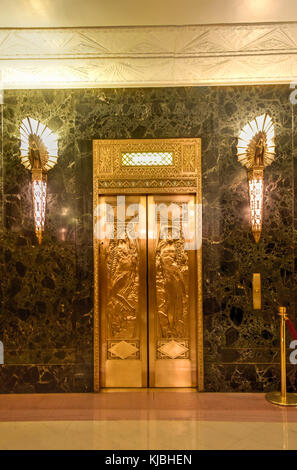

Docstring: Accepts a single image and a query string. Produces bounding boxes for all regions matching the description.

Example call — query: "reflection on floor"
[0,391,297,450]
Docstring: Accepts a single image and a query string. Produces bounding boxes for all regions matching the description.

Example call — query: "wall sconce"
[237,113,275,243]
[19,117,59,244]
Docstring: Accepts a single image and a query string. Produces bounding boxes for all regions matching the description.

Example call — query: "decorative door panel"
[99,195,147,387]
[148,194,197,387]
[93,138,203,391]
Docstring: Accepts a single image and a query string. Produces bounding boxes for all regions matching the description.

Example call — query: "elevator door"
[99,194,197,387]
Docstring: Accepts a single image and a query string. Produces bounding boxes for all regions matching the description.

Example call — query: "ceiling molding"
[1,23,297,88]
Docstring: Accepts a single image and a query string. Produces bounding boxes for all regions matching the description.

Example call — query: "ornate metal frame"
[93,138,203,391]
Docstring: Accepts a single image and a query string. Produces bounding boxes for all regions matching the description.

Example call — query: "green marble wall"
[0,86,295,392]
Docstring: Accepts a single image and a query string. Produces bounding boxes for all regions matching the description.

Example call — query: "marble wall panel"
[0,85,295,392]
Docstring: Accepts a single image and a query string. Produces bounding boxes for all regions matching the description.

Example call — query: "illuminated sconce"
[237,113,275,243]
[19,117,59,244]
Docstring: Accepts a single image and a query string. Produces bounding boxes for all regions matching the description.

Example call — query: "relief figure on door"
[156,232,189,338]
[106,238,139,339]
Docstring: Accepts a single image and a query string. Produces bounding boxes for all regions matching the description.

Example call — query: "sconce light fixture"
[237,113,275,243]
[20,117,59,244]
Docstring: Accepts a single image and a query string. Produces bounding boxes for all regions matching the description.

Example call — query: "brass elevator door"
[99,194,197,388]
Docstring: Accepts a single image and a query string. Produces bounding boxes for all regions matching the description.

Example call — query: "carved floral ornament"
[237,113,275,243]
[20,117,59,244]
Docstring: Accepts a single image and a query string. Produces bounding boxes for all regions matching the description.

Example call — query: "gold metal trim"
[93,138,203,392]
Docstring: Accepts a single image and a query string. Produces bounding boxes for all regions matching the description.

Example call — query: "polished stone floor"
[0,391,297,450]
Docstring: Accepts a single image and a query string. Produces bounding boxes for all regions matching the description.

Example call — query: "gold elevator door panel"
[99,194,197,388]
[148,195,197,387]
[99,195,148,388]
